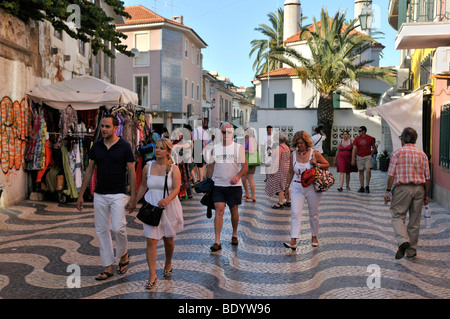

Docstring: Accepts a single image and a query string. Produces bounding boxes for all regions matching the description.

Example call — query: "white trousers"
[290,182,322,239]
[93,193,128,267]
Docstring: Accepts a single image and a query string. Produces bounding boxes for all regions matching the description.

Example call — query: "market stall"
[25,76,151,203]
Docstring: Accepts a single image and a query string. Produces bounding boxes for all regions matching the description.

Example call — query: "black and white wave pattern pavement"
[0,169,449,299]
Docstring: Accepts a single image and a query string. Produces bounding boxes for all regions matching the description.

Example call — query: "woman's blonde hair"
[291,131,313,150]
[156,138,174,173]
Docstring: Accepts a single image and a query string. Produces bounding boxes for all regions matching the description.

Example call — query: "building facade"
[388,0,450,209]
[0,2,125,208]
[251,0,390,152]
[115,5,207,133]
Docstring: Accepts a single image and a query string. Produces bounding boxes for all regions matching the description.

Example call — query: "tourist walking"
[193,120,210,182]
[334,130,356,191]
[135,138,184,289]
[311,125,326,154]
[76,114,136,280]
[206,122,248,251]
[283,131,329,250]
[264,125,274,182]
[265,133,291,208]
[242,128,257,202]
[351,126,376,193]
[384,127,430,259]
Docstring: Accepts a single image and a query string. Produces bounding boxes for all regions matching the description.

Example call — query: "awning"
[26,76,138,110]
[365,90,423,151]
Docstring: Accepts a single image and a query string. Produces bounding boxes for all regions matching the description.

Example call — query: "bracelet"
[386,188,391,192]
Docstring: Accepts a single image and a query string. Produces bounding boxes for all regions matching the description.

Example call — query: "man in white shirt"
[311,125,326,154]
[193,120,210,182]
[206,122,248,251]
[264,125,273,182]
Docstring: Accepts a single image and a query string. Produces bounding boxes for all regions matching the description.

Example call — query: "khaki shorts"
[356,155,373,170]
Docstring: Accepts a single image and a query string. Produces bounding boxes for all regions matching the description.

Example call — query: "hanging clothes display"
[25,101,146,203]
[54,105,78,149]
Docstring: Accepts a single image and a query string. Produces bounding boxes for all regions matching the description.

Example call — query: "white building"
[251,0,392,151]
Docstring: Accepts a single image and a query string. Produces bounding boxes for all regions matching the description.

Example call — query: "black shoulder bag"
[137,173,169,226]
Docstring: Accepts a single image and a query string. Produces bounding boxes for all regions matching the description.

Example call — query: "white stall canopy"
[365,90,423,151]
[27,76,138,110]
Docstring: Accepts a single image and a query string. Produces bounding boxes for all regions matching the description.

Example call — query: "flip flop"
[95,271,114,281]
[117,258,130,274]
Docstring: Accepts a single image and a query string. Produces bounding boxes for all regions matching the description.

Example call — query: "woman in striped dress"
[265,133,291,209]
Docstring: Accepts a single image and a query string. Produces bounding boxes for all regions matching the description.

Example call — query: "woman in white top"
[284,131,329,250]
[135,138,183,290]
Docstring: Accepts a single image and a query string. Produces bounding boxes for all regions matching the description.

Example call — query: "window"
[185,39,189,58]
[134,33,150,66]
[420,54,432,86]
[135,76,149,107]
[197,49,200,66]
[274,94,287,108]
[103,41,110,77]
[192,44,195,63]
[191,82,194,100]
[185,79,188,98]
[440,103,450,170]
[196,84,200,101]
[79,40,85,56]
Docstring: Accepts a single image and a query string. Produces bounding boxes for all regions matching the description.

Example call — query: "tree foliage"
[249,8,285,76]
[270,8,395,153]
[0,0,132,58]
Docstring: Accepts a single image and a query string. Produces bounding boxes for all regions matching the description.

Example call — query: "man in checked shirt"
[384,127,430,260]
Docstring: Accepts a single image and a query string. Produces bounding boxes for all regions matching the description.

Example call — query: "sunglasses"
[221,131,233,135]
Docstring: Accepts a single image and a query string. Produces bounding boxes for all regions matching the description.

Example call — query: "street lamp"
[358,1,373,31]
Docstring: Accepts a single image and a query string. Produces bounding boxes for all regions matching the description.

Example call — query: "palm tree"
[249,8,284,76]
[270,8,395,154]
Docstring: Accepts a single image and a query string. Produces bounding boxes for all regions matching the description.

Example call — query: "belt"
[293,180,301,183]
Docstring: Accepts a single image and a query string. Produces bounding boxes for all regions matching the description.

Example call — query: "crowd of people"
[77,119,430,290]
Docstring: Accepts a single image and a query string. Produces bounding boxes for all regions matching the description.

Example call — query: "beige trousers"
[390,184,425,255]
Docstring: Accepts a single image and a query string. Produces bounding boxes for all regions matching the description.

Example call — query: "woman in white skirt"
[283,131,329,250]
[135,138,184,290]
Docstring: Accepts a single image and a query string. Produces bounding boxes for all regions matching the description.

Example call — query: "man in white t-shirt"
[311,126,326,154]
[206,122,248,251]
[193,121,210,182]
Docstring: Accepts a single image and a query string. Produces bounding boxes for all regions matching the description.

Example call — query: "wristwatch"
[386,188,391,192]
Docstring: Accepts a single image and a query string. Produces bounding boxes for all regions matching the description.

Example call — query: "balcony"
[392,0,450,49]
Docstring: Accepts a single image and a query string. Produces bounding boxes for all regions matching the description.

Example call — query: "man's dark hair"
[401,127,418,144]
[103,114,119,127]
[359,126,367,132]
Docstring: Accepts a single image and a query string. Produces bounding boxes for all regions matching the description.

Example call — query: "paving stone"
[0,169,448,299]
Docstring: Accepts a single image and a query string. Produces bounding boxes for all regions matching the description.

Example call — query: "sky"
[122,0,399,88]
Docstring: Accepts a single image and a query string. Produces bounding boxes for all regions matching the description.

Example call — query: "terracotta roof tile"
[256,68,298,79]
[284,19,384,48]
[118,5,207,47]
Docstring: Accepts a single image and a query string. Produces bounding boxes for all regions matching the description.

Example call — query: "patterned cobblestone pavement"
[0,168,449,299]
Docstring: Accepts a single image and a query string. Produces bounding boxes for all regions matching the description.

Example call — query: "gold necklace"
[297,150,307,156]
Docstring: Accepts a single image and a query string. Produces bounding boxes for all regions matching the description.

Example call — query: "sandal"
[95,271,114,281]
[271,203,284,209]
[284,202,291,207]
[163,269,173,277]
[242,196,251,200]
[117,253,130,274]
[145,277,158,290]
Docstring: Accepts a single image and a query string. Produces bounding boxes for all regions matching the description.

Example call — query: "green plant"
[378,149,390,159]
[324,147,337,157]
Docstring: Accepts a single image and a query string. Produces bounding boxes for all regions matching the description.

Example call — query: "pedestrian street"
[0,168,449,299]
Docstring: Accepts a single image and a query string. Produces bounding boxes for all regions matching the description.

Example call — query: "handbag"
[311,151,335,192]
[137,173,169,226]
[246,150,261,167]
[301,168,316,187]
